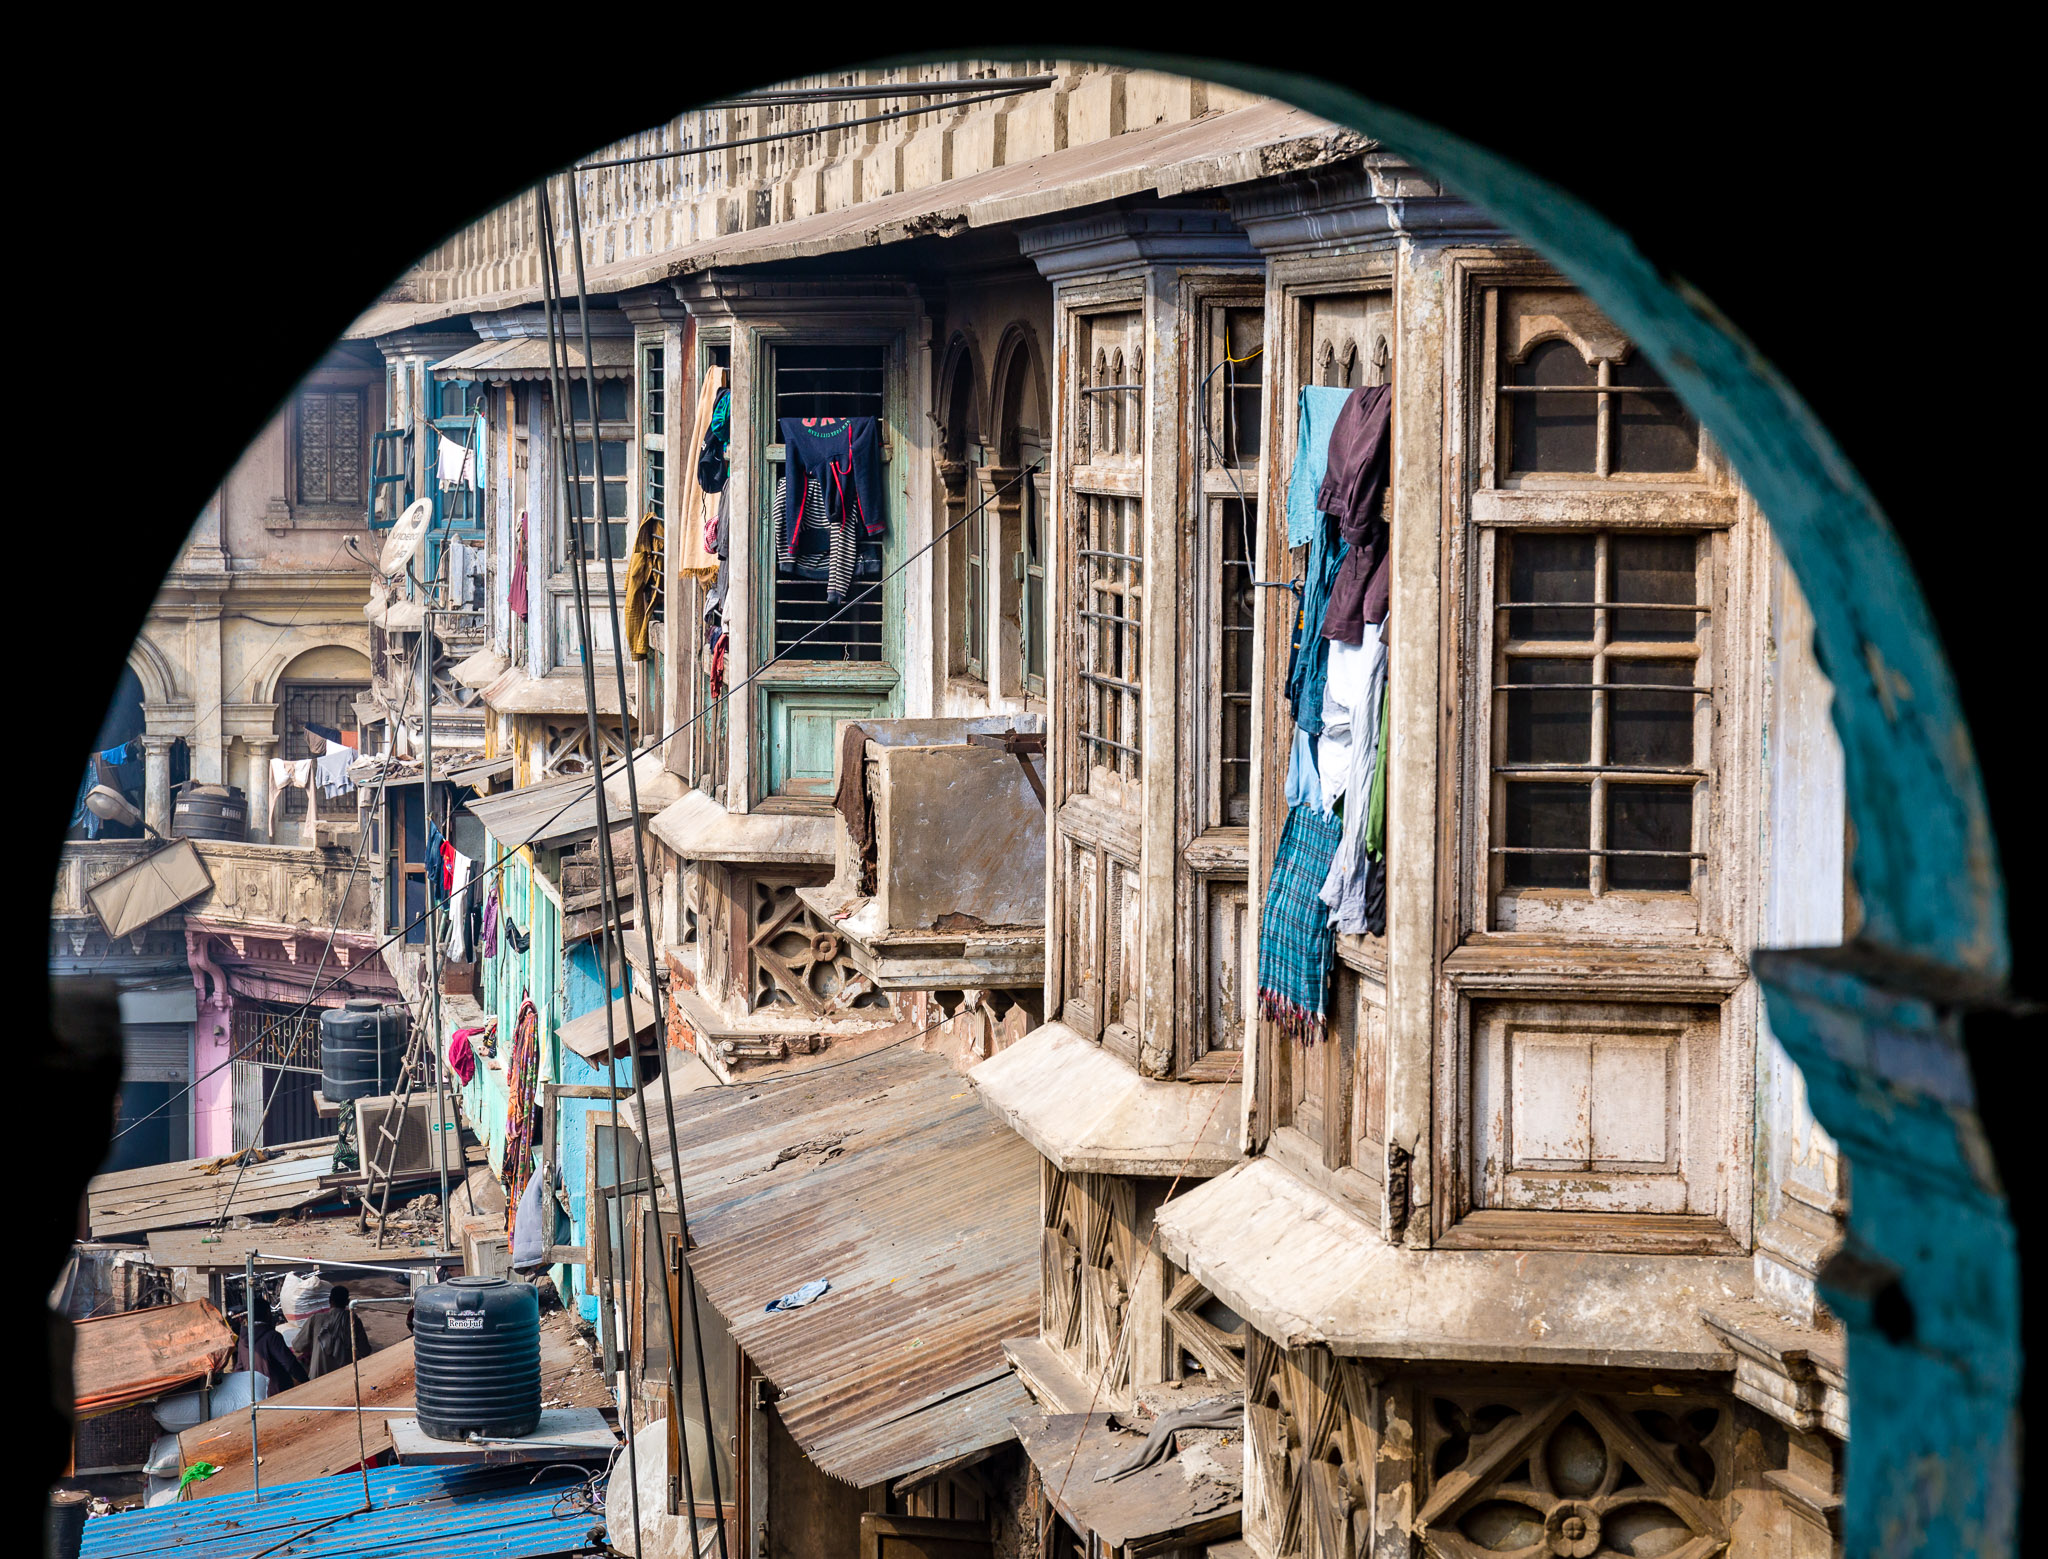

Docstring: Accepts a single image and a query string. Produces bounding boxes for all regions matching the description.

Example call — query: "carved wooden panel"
[1415,1386,1729,1559]
[1040,1166,1139,1405]
[1199,877,1250,1065]
[1164,1268,1246,1391]
[1064,839,1100,1034]
[744,877,890,1015]
[1307,292,1392,393]
[1471,1000,1719,1217]
[1247,1335,1375,1559]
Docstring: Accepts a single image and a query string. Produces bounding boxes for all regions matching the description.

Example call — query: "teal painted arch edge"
[869,49,2006,984]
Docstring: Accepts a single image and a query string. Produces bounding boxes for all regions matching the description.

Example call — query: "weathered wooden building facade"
[343,60,1851,1558]
[53,341,391,1164]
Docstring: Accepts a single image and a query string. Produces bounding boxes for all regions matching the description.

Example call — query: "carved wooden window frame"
[1429,255,1764,1256]
[1062,290,1147,809]
[1247,260,1397,1150]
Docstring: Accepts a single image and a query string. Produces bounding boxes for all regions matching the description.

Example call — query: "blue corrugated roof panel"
[80,1463,606,1559]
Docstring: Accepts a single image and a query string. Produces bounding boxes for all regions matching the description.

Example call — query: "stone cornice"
[1227,154,1502,255]
[1017,206,1256,283]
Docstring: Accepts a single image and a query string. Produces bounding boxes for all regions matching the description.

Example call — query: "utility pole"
[421,606,453,1256]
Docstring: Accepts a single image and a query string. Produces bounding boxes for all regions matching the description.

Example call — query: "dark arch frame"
[36,49,2024,1541]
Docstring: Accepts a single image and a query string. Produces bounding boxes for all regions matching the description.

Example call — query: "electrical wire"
[104,454,1039,1146]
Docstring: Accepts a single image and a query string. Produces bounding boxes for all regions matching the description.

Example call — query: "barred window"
[1492,529,1709,901]
[1079,493,1143,780]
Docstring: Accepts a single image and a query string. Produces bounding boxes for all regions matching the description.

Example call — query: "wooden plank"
[179,1337,416,1497]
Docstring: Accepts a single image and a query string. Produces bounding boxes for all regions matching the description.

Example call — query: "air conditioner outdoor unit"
[355,1094,464,1178]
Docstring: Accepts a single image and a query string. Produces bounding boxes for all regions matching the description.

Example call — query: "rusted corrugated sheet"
[643,1047,1038,1487]
[74,1301,235,1417]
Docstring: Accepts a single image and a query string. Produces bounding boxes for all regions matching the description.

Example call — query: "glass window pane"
[644,347,665,436]
[1219,499,1256,825]
[1609,533,1698,642]
[568,379,630,424]
[1611,353,1699,473]
[1609,659,1696,768]
[1504,781,1590,889]
[1504,658,1593,765]
[1508,340,1596,473]
[1506,532,1595,640]
[1223,308,1264,463]
[1607,783,1694,890]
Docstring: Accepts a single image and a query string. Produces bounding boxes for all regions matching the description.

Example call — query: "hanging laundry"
[314,743,354,799]
[1317,385,1395,645]
[502,999,542,1229]
[708,630,729,698]
[505,915,531,955]
[779,417,884,605]
[447,851,476,961]
[267,757,317,835]
[446,1027,480,1087]
[1364,674,1390,864]
[1286,386,1357,548]
[678,370,729,587]
[510,511,530,620]
[1284,728,1324,814]
[481,882,500,959]
[425,822,451,903]
[1319,627,1389,936]
[1283,513,1347,739]
[437,433,476,489]
[306,721,359,752]
[696,386,731,495]
[1257,804,1345,1044]
[624,511,664,660]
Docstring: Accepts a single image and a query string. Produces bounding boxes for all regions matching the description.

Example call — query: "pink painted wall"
[193,994,234,1158]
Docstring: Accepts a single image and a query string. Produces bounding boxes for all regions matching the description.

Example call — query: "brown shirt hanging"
[1316,385,1394,644]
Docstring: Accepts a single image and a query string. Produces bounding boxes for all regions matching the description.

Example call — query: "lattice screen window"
[295,388,366,510]
[1415,1384,1732,1559]
[745,878,889,1016]
[542,720,628,778]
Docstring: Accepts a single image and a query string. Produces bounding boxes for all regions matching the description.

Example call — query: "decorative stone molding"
[1698,1299,1848,1439]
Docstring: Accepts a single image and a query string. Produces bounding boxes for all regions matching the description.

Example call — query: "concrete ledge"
[1154,1158,1746,1371]
[969,1020,1243,1177]
[602,750,687,816]
[648,789,833,866]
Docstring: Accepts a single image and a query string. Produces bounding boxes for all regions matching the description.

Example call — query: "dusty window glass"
[1494,530,1706,898]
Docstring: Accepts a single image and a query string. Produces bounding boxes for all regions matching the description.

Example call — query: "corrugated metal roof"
[74,1301,235,1417]
[79,1463,604,1559]
[465,774,601,850]
[641,1046,1038,1487]
[431,334,633,381]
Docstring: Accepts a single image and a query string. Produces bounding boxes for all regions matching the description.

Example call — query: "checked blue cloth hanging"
[1257,802,1345,1044]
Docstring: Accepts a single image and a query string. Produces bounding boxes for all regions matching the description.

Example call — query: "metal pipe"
[537,179,648,1559]
[566,170,725,1555]
[248,1253,436,1277]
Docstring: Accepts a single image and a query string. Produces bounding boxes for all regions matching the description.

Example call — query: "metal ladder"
[354,1009,449,1248]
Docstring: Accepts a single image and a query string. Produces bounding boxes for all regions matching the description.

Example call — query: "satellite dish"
[379,497,434,578]
[85,784,145,828]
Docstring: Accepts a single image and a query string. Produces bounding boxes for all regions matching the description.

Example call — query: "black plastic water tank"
[319,999,408,1102]
[172,782,248,842]
[413,1276,543,1441]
